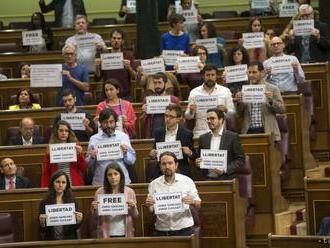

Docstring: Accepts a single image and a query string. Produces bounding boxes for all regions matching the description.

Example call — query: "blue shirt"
[86,129,136,185]
[161,32,190,54]
[57,63,89,106]
[207,36,226,69]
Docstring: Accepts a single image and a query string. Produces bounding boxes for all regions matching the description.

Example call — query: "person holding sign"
[249,0,277,16]
[185,64,235,138]
[141,72,180,138]
[87,108,136,185]
[41,120,87,187]
[286,4,330,63]
[196,108,244,180]
[235,61,285,141]
[39,171,83,240]
[8,88,41,110]
[91,162,138,238]
[263,36,305,92]
[95,79,136,139]
[148,104,196,179]
[53,89,96,142]
[145,151,201,236]
[57,44,90,107]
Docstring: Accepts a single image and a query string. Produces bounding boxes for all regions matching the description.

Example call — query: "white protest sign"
[61,113,86,131]
[181,8,198,24]
[22,30,43,46]
[270,56,293,74]
[96,141,123,161]
[251,0,270,9]
[242,85,266,103]
[177,56,200,73]
[196,38,218,54]
[293,20,314,36]
[156,141,183,161]
[243,32,265,49]
[76,34,96,59]
[279,3,299,17]
[127,0,136,14]
[45,203,76,226]
[30,64,62,87]
[97,194,128,216]
[195,95,223,113]
[101,52,124,70]
[225,64,248,83]
[200,149,227,170]
[162,50,184,66]
[146,95,171,114]
[49,143,77,164]
[154,192,184,214]
[141,57,165,75]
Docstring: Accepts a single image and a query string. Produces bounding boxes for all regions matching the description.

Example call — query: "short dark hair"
[168,14,185,28]
[191,45,208,58]
[99,108,118,123]
[165,104,182,118]
[228,45,250,66]
[248,61,264,71]
[207,108,225,120]
[152,72,168,83]
[159,151,178,163]
[110,28,124,40]
[62,89,76,98]
[201,64,217,74]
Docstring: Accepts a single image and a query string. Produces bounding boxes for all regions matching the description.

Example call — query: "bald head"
[270,36,285,56]
[20,117,34,141]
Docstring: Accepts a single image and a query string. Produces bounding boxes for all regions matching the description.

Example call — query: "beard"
[155,86,165,95]
[204,79,216,88]
[102,127,115,137]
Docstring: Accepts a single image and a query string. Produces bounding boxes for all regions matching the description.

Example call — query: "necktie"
[8,179,15,189]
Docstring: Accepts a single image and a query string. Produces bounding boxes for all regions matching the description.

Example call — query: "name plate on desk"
[49,143,77,163]
[97,194,128,216]
[46,203,76,226]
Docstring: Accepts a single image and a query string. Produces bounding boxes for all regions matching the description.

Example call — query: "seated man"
[0,158,31,189]
[196,108,245,180]
[236,61,285,142]
[145,151,201,236]
[53,89,96,142]
[149,104,197,179]
[8,117,45,145]
[86,108,136,185]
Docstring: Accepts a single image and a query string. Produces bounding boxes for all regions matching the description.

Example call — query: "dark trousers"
[155,226,193,236]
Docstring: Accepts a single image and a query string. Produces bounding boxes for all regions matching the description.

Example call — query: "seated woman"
[95,79,136,139]
[39,170,83,240]
[9,88,41,110]
[19,63,31,79]
[41,120,87,187]
[91,162,138,238]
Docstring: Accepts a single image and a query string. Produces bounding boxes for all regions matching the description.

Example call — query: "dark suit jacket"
[153,125,197,178]
[0,175,31,190]
[8,135,45,146]
[286,20,330,63]
[198,130,245,180]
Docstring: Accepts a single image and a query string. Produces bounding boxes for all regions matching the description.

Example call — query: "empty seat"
[92,18,117,26]
[0,43,20,53]
[201,13,212,19]
[8,22,31,30]
[219,31,239,40]
[0,213,14,243]
[212,11,238,19]
[84,92,94,105]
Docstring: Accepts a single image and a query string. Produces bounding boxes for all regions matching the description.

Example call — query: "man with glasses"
[286,4,330,63]
[148,105,196,179]
[263,36,305,93]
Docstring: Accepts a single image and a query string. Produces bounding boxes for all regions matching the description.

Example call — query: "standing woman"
[41,120,87,187]
[39,171,83,240]
[29,12,54,52]
[91,163,138,238]
[9,88,41,110]
[95,79,136,138]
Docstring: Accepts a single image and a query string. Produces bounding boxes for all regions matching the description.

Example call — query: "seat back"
[236,155,253,199]
[92,18,118,26]
[9,93,41,106]
[212,11,238,19]
[7,125,41,144]
[8,22,32,29]
[0,213,14,243]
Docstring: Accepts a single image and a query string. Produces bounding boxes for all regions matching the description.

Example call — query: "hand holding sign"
[121,144,128,155]
[75,211,83,224]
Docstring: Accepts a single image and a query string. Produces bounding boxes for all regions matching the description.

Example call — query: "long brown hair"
[49,120,78,144]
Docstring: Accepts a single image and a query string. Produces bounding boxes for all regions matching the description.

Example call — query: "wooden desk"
[304,177,330,235]
[268,234,330,248]
[0,181,245,248]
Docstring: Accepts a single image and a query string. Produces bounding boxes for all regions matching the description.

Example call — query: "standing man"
[53,89,96,142]
[39,0,86,28]
[57,44,90,106]
[197,108,244,180]
[0,158,31,189]
[145,151,201,236]
[86,108,136,185]
[185,64,235,138]
[149,104,196,179]
[65,15,106,72]
[236,61,285,141]
[95,28,137,101]
[263,36,305,93]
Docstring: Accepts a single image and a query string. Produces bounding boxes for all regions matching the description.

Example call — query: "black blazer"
[198,130,245,180]
[8,135,45,146]
[154,125,197,178]
[0,175,32,190]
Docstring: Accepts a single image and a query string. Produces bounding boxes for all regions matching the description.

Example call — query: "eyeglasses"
[300,12,313,18]
[271,42,283,47]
